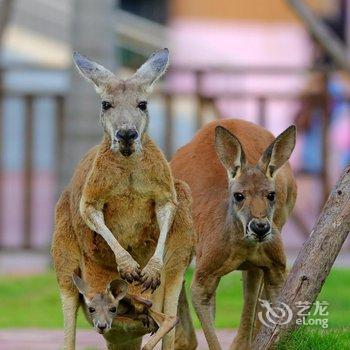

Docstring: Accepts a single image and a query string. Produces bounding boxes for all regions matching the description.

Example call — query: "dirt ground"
[0,329,236,350]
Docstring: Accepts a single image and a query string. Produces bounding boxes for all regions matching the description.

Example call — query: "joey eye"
[138,101,147,111]
[88,307,96,313]
[109,307,117,313]
[267,192,276,202]
[233,192,245,202]
[102,101,112,111]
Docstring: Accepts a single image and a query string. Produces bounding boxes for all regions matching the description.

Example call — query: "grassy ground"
[277,327,350,350]
[0,268,349,331]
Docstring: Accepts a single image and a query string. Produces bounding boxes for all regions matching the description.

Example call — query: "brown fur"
[52,136,196,349]
[52,50,196,350]
[73,274,179,350]
[171,119,297,350]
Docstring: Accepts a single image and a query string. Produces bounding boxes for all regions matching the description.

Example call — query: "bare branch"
[286,0,350,73]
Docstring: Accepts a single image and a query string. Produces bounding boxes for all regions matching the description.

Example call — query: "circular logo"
[258,298,293,328]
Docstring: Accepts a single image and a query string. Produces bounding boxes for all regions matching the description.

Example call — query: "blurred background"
[0,0,349,269]
[0,0,349,349]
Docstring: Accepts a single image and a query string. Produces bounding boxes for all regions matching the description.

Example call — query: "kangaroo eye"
[102,101,112,111]
[88,307,96,313]
[233,192,245,202]
[109,307,117,313]
[138,101,147,111]
[267,192,276,201]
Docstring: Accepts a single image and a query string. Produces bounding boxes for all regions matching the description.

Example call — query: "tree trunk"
[252,165,350,349]
[61,0,117,188]
[286,0,350,73]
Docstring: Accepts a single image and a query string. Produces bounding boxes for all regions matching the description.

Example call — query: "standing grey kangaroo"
[51,49,196,350]
[171,119,297,350]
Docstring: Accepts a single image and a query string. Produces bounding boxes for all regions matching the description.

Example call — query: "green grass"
[0,272,90,328]
[185,268,350,329]
[184,269,243,329]
[277,327,350,350]
[0,268,349,332]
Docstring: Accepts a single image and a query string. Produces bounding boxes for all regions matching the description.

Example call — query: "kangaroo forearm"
[153,201,176,261]
[79,201,126,258]
[137,200,176,291]
[89,212,124,254]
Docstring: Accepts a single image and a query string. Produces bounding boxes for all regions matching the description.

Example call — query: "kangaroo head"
[72,274,128,334]
[215,125,296,243]
[72,48,169,157]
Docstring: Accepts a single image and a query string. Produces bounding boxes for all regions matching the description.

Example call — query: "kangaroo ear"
[131,48,169,90]
[215,126,246,179]
[72,274,89,296]
[73,52,115,91]
[258,125,296,178]
[108,279,128,301]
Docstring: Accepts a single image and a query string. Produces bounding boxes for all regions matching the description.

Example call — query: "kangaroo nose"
[116,129,138,141]
[250,220,271,236]
[97,323,107,332]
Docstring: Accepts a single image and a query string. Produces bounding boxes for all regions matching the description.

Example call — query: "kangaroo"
[72,274,178,350]
[171,119,297,350]
[51,49,196,350]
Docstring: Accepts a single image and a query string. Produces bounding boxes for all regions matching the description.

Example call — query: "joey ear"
[215,126,246,178]
[72,274,89,296]
[107,279,128,301]
[131,48,169,90]
[73,52,115,91]
[258,125,296,178]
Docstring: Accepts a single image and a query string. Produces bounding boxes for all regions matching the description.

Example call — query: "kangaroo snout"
[248,219,271,239]
[96,322,109,334]
[115,128,139,157]
[115,129,138,142]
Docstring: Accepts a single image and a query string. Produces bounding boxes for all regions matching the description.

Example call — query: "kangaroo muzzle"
[115,128,139,157]
[248,219,271,241]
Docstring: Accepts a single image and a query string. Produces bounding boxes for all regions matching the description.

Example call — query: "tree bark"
[286,0,350,73]
[252,165,350,349]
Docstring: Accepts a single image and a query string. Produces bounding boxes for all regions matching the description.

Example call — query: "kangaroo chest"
[101,169,160,260]
[104,191,159,247]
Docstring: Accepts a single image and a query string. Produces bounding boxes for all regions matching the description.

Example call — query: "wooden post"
[209,97,221,120]
[164,93,173,159]
[23,95,34,249]
[252,166,350,349]
[0,68,3,248]
[346,0,350,59]
[55,95,65,200]
[257,96,267,128]
[195,71,205,130]
[320,74,331,207]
